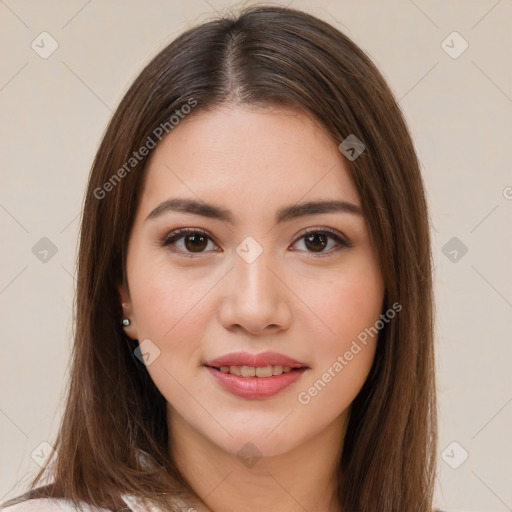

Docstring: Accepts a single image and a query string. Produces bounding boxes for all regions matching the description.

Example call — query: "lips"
[205,366,308,399]
[203,351,309,399]
[203,351,308,369]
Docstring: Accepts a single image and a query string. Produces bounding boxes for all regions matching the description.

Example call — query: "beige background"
[1,0,511,510]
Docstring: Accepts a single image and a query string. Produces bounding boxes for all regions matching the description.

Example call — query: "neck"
[167,406,347,512]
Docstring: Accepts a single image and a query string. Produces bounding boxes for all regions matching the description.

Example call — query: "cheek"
[305,261,384,351]
[128,261,215,403]
[127,254,229,404]
[296,259,383,406]
[129,254,216,342]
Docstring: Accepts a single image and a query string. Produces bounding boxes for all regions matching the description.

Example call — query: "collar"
[119,450,191,512]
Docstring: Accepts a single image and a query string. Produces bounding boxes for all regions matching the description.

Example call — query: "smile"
[204,365,308,399]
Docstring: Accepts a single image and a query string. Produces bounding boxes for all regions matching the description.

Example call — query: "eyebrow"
[146,198,363,224]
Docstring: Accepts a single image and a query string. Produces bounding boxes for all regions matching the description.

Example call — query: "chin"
[218,432,300,461]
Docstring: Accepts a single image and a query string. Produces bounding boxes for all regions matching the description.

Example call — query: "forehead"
[140,104,361,218]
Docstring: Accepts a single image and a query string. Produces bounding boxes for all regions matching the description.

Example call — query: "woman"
[2,5,437,512]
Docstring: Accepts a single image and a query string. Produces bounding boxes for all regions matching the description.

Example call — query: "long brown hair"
[3,5,437,511]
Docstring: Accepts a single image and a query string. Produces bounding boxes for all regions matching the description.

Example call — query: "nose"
[218,247,292,336]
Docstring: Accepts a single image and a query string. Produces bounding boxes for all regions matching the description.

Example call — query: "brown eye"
[161,228,218,255]
[291,228,352,258]
[182,233,208,252]
[303,232,329,252]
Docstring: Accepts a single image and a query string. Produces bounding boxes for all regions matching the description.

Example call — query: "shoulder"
[0,498,112,512]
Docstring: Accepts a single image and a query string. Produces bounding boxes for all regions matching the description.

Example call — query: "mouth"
[203,364,309,399]
[202,351,309,398]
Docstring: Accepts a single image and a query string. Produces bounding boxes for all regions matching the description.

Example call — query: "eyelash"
[160,227,353,259]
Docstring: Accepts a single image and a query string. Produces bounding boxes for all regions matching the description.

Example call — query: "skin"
[119,104,385,512]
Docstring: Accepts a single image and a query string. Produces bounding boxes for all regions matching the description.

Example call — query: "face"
[119,104,385,459]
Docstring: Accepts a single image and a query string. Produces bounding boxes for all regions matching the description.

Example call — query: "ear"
[118,282,139,340]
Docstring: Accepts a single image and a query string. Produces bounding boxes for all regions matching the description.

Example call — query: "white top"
[1,496,472,512]
[0,499,470,512]
[0,494,191,512]
[1,498,109,512]
[0,451,194,512]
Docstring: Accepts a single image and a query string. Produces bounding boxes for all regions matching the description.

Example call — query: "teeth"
[216,365,295,377]
[228,365,240,376]
[272,365,283,375]
[241,366,256,377]
[256,365,273,378]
